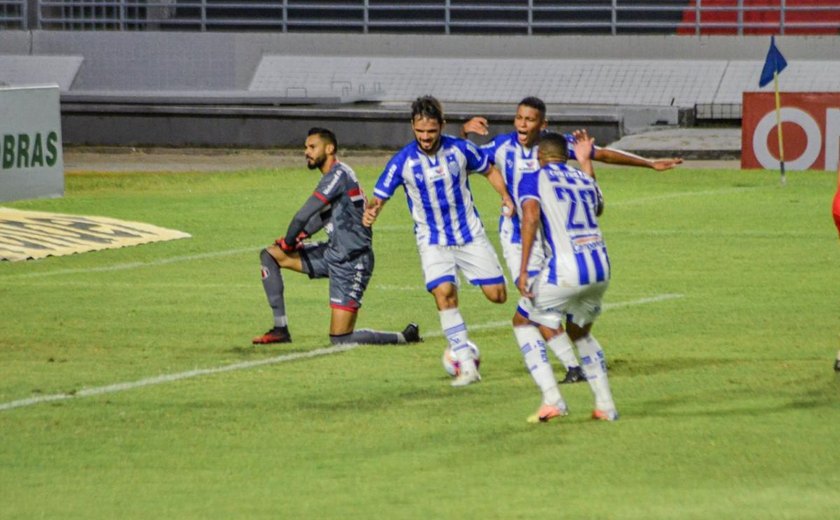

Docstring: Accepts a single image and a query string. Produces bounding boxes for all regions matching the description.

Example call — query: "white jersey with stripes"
[373,135,491,247]
[517,162,610,287]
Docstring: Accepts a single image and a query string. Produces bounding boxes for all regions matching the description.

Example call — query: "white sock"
[514,325,564,407]
[576,334,616,412]
[439,308,473,364]
[546,332,580,370]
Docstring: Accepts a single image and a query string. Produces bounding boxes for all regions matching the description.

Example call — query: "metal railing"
[0,0,26,28]
[2,1,838,34]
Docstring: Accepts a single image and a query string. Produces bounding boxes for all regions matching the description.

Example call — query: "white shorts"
[501,239,548,287]
[499,215,547,285]
[517,276,609,329]
[417,232,506,292]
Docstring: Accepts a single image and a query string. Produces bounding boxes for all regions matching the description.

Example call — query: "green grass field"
[1,162,839,519]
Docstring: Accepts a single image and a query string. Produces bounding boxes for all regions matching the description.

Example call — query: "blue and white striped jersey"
[373,135,491,246]
[517,162,610,287]
[482,131,597,246]
[481,132,540,245]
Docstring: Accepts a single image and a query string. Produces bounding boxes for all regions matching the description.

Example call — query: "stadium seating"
[678,0,840,35]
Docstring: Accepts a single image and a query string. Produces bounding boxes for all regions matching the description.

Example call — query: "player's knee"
[431,284,459,309]
[485,285,507,304]
[512,311,530,327]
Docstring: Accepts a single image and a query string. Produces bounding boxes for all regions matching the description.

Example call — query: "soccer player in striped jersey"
[513,132,618,423]
[463,98,588,385]
[364,96,515,387]
[253,127,421,346]
[462,98,680,385]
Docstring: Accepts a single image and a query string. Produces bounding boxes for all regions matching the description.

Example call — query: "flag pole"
[774,71,786,186]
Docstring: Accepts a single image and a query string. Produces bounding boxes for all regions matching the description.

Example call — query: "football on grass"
[442,341,481,377]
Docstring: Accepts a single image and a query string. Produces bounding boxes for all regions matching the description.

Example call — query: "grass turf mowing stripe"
[0,294,682,413]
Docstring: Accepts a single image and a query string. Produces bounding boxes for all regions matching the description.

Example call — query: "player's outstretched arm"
[460,116,490,138]
[482,165,515,216]
[363,197,387,228]
[594,146,683,171]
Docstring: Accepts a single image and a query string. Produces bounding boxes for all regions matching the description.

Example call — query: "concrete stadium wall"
[4,31,839,91]
[2,31,839,148]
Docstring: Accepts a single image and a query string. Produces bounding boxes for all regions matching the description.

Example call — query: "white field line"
[0,293,682,412]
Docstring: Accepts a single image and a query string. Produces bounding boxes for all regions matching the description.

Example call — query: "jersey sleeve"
[479,135,501,164]
[284,194,327,243]
[373,154,404,200]
[517,171,541,206]
[462,138,490,173]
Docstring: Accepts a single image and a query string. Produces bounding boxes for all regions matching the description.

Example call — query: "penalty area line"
[0,293,682,413]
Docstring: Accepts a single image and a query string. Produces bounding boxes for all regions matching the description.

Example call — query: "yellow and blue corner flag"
[759,35,787,88]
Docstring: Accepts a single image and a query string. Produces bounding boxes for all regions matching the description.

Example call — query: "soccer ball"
[442,341,481,377]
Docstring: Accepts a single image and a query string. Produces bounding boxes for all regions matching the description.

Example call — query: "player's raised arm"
[460,116,490,138]
[573,135,596,178]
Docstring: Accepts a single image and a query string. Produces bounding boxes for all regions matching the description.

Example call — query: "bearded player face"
[304,134,329,170]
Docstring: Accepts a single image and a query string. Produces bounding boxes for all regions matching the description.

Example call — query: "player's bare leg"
[479,282,506,304]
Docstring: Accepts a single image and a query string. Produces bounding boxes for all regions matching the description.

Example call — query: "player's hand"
[363,198,382,228]
[275,237,298,253]
[461,117,490,137]
[572,134,595,162]
[517,275,533,299]
[501,197,515,218]
[571,128,591,143]
[650,158,683,171]
[294,231,309,247]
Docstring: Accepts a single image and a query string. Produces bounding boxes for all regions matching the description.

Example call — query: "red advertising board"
[741,92,840,171]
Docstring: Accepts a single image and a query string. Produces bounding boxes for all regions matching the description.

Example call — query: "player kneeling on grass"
[512,132,618,423]
[253,127,421,346]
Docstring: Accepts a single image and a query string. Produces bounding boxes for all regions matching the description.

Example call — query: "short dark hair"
[411,95,444,125]
[307,127,337,149]
[518,96,546,119]
[538,132,568,162]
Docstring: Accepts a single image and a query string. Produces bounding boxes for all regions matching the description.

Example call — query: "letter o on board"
[752,108,822,171]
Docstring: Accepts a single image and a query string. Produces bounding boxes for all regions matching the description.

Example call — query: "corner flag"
[759,35,787,88]
[759,36,788,185]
